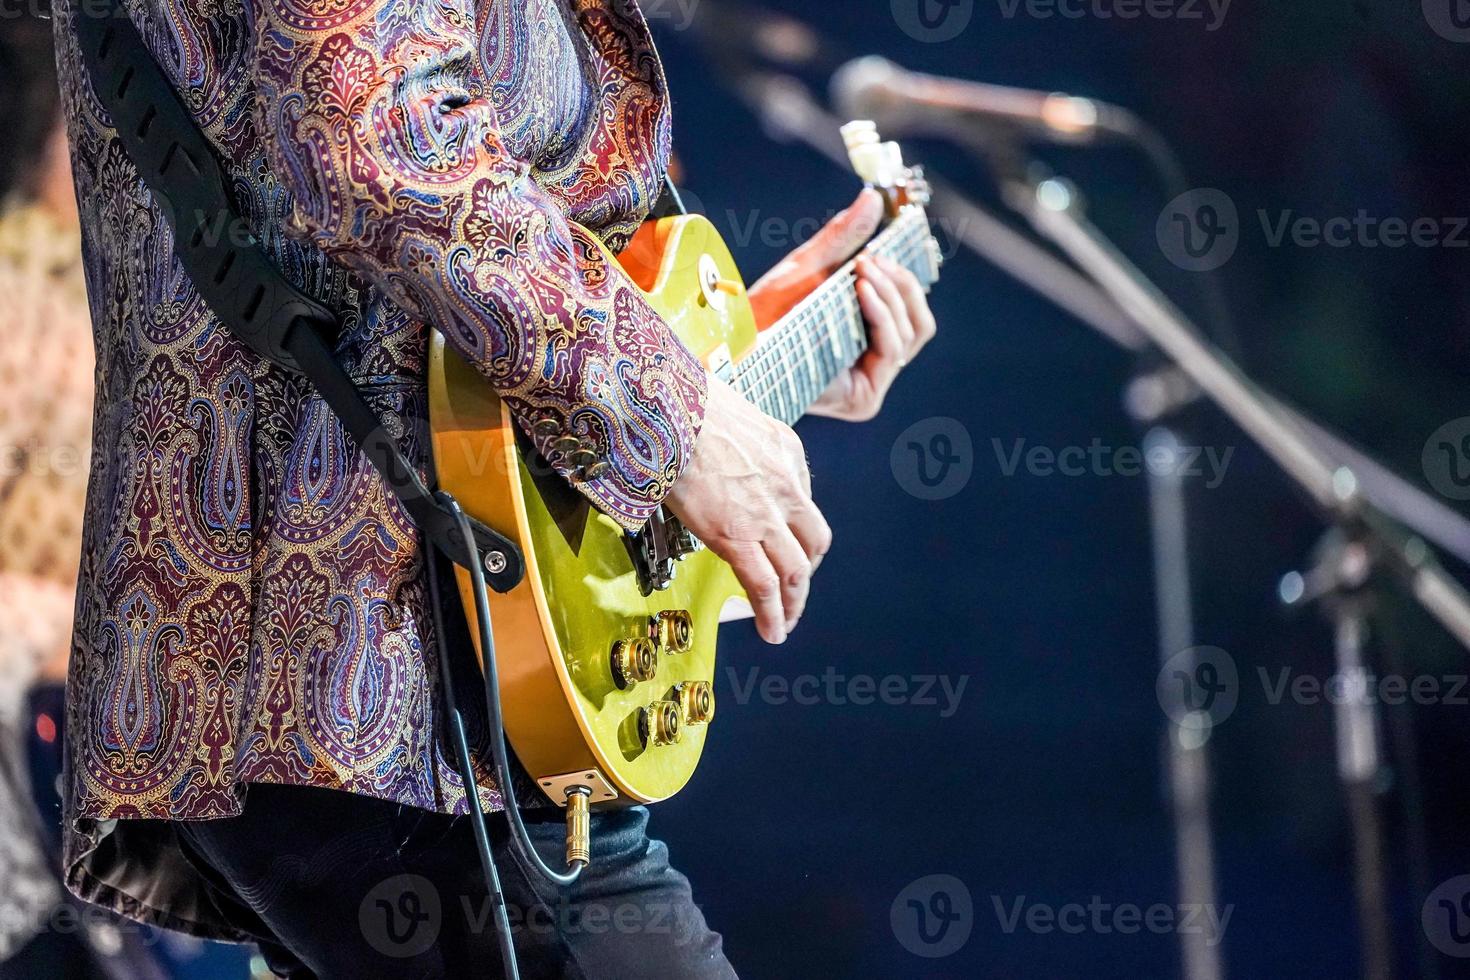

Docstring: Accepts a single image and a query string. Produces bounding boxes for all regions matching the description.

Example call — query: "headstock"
[839,120,932,217]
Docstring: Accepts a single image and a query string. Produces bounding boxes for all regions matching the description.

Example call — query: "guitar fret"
[734,208,936,425]
[817,289,840,382]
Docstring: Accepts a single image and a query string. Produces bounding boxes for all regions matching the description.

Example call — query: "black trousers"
[173,783,737,979]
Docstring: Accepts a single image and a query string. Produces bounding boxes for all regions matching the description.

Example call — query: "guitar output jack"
[640,699,682,747]
[611,638,657,688]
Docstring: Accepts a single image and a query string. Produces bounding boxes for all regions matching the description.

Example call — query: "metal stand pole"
[1285,535,1395,980]
[1141,423,1225,980]
[1334,608,1393,980]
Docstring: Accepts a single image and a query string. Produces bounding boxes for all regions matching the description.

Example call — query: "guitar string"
[741,239,924,423]
[734,213,933,422]
[738,218,923,409]
[738,225,928,416]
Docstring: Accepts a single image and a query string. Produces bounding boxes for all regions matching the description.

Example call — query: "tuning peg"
[842,120,885,184]
[880,141,904,173]
[840,119,879,151]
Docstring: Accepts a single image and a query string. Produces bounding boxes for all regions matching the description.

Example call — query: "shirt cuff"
[511,330,708,532]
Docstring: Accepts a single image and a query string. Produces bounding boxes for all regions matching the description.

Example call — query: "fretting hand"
[747,188,938,422]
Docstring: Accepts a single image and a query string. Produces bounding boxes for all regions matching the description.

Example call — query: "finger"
[789,494,833,565]
[856,277,905,383]
[859,257,916,354]
[879,256,937,356]
[795,188,885,271]
[726,541,787,644]
[853,280,903,409]
[772,420,812,496]
[857,271,906,367]
[762,525,813,634]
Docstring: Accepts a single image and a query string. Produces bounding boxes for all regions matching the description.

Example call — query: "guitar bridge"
[625,507,704,596]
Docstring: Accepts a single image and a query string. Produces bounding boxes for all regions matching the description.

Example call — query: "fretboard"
[732,205,940,425]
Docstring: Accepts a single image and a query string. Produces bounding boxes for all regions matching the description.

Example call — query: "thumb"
[801,188,884,270]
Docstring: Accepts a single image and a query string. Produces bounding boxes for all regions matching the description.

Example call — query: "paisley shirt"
[53,0,703,936]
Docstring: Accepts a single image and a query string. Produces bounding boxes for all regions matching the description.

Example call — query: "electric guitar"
[427,124,942,809]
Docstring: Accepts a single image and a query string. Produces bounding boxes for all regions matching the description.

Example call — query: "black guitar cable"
[427,491,591,979]
[437,491,591,888]
[425,523,520,980]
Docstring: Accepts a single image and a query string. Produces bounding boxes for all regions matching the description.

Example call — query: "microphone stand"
[937,148,1463,979]
[935,152,1228,980]
[1154,445,1232,980]
[1003,172,1470,650]
[1132,391,1226,980]
[696,47,1465,976]
[1001,170,1470,980]
[1281,531,1396,980]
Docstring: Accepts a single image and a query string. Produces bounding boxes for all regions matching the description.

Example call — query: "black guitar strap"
[651,176,690,219]
[74,4,524,590]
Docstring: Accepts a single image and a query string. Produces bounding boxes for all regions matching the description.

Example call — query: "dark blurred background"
[646,1,1470,977]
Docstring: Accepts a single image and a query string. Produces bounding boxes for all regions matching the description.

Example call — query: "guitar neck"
[732,205,940,425]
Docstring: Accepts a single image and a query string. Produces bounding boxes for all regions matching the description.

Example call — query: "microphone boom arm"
[1008,174,1470,651]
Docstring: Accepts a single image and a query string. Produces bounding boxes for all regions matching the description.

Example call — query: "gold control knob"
[611,638,657,688]
[674,680,715,726]
[641,699,682,747]
[650,610,693,653]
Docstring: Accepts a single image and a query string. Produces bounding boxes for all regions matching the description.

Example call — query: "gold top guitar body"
[428,130,941,808]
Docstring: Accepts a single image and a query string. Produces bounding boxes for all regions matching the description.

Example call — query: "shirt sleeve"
[248,0,706,530]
